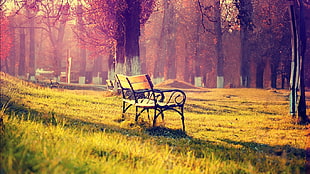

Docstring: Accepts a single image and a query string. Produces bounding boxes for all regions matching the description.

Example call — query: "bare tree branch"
[197,0,215,34]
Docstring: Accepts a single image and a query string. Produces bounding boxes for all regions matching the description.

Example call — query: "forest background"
[0,0,310,89]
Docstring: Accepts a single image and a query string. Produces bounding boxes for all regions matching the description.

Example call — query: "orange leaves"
[140,0,156,25]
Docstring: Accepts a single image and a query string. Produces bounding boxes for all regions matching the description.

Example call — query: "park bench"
[115,74,186,131]
[106,80,114,91]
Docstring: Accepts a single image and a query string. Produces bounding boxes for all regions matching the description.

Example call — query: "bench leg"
[153,108,164,127]
[122,101,126,113]
[180,107,185,131]
[122,102,132,114]
[147,109,150,121]
[135,107,139,121]
[135,107,149,122]
[153,109,157,127]
[181,115,185,131]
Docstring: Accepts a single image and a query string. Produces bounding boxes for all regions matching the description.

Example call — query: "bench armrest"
[154,89,186,106]
[132,89,186,106]
[133,89,164,101]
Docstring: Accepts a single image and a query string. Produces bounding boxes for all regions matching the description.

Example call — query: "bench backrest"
[115,74,154,100]
[126,74,153,91]
[116,74,153,90]
[106,80,114,91]
[115,74,131,89]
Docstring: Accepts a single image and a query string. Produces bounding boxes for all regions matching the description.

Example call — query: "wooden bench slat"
[127,75,149,83]
[116,74,131,88]
[130,82,152,90]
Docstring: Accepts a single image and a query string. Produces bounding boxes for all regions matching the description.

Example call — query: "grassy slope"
[0,72,309,173]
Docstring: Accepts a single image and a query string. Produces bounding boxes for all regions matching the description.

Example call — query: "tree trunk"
[289,4,298,117]
[52,48,62,78]
[18,28,26,77]
[256,60,264,88]
[8,27,16,76]
[79,48,87,83]
[297,0,308,123]
[195,14,201,78]
[237,0,254,87]
[139,26,147,74]
[156,0,176,80]
[154,1,166,78]
[165,39,176,80]
[3,57,9,73]
[270,62,277,88]
[29,18,36,79]
[93,55,102,84]
[77,3,87,83]
[164,1,176,80]
[123,0,141,76]
[115,32,125,75]
[240,30,250,87]
[108,52,115,80]
[214,0,224,88]
[48,11,68,79]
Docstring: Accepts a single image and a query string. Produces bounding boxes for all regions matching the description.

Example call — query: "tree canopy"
[75,0,155,61]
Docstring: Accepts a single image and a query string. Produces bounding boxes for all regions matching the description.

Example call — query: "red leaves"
[0,12,12,60]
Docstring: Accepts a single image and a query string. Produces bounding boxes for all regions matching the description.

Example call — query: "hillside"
[155,79,201,89]
[0,72,309,173]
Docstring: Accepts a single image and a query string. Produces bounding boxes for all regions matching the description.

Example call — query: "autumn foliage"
[75,0,156,56]
[1,0,310,89]
[0,11,12,61]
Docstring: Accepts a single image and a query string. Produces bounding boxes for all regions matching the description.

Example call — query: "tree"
[197,0,225,88]
[156,0,176,80]
[27,8,36,79]
[249,0,291,88]
[75,0,155,76]
[0,10,13,72]
[39,1,71,78]
[76,0,87,83]
[7,0,72,79]
[289,0,309,124]
[234,0,254,87]
[198,0,239,88]
[18,28,26,76]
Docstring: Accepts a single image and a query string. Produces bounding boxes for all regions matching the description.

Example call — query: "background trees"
[75,0,156,77]
[1,0,72,80]
[0,0,309,91]
[1,0,308,121]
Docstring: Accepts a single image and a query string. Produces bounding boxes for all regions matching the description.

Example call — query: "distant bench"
[106,79,115,91]
[115,74,186,131]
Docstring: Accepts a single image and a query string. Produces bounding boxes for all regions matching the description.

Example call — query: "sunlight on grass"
[0,73,308,173]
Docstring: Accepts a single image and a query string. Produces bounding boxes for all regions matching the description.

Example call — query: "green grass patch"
[0,73,308,173]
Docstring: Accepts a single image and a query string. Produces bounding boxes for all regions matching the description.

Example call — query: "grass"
[0,72,309,173]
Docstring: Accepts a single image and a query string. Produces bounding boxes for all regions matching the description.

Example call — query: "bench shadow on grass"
[1,99,190,139]
[145,126,189,139]
[114,115,190,139]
